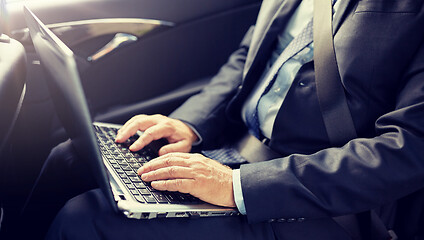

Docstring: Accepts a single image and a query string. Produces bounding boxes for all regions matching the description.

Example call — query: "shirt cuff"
[232,169,247,215]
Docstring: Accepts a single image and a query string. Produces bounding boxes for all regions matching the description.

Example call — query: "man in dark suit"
[44,0,424,239]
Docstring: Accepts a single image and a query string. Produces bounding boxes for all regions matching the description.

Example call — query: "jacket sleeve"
[240,40,424,223]
[169,26,254,148]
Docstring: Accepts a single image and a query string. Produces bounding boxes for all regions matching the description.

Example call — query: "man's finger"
[116,117,157,143]
[140,166,193,182]
[115,124,140,143]
[138,154,191,174]
[150,179,194,193]
[158,140,191,156]
[129,124,173,151]
[117,115,145,135]
[153,152,192,161]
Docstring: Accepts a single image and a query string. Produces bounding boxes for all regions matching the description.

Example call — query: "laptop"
[23,6,238,219]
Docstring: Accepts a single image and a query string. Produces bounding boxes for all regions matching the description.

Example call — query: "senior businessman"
[41,0,424,239]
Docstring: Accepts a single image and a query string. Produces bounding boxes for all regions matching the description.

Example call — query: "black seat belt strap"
[313,0,364,239]
[313,0,357,146]
[312,1,395,239]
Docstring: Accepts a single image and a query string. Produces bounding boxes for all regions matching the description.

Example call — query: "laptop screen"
[24,6,117,211]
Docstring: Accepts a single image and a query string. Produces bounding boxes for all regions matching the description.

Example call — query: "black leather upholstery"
[0,35,26,155]
[0,2,26,232]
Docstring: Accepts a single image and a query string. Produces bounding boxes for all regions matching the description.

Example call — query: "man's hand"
[115,114,198,155]
[137,153,236,208]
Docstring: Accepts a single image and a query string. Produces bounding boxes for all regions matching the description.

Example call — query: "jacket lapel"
[333,0,352,35]
[227,0,301,123]
[243,0,301,79]
[244,0,351,79]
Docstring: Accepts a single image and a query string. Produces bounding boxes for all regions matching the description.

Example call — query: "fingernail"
[129,144,136,151]
[137,167,144,175]
[158,149,166,156]
[115,133,122,141]
[141,174,148,181]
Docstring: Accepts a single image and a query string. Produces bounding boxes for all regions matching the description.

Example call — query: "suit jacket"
[170,0,424,235]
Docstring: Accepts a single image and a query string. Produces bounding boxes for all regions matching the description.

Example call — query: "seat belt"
[313,0,357,146]
[312,0,365,239]
[313,0,395,239]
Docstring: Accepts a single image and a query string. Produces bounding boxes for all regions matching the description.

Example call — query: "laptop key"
[123,179,131,184]
[122,166,132,171]
[134,194,145,203]
[130,163,141,169]
[126,183,135,189]
[138,189,150,195]
[175,194,190,203]
[127,158,137,163]
[143,194,157,203]
[145,185,155,192]
[126,171,137,177]
[111,149,121,155]
[133,182,146,189]
[163,192,178,203]
[130,176,141,183]
[116,159,126,165]
[152,192,169,203]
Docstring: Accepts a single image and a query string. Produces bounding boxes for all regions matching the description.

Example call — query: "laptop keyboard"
[94,125,201,205]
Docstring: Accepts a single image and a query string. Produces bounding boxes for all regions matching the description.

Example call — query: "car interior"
[3,0,423,239]
[0,0,27,234]
[0,0,261,238]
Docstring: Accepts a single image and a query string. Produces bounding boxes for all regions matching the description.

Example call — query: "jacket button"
[297,218,305,222]
[287,218,296,223]
[299,81,306,86]
[276,218,286,223]
[267,219,276,223]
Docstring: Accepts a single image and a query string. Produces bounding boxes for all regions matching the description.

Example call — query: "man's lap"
[45,188,277,240]
[45,189,353,240]
[36,141,352,240]
[21,140,97,239]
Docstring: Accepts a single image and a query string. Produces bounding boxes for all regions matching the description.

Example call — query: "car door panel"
[80,3,260,118]
[8,0,260,122]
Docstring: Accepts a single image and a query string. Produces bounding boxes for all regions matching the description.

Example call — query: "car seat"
[0,0,27,231]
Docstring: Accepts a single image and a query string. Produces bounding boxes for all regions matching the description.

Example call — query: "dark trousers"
[18,140,97,239]
[46,188,277,240]
[46,187,356,240]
